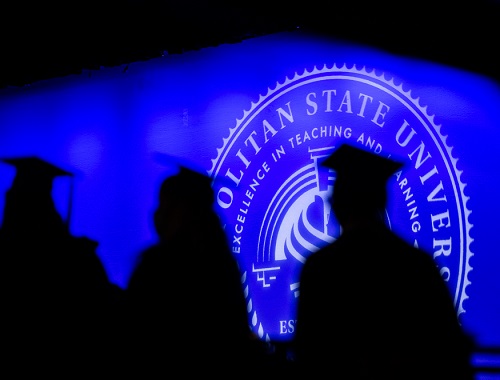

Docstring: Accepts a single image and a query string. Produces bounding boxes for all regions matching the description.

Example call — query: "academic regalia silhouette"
[0,156,121,377]
[293,143,474,380]
[125,158,269,378]
[0,156,73,240]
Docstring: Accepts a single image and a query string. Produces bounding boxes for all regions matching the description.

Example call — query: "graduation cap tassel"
[66,176,74,230]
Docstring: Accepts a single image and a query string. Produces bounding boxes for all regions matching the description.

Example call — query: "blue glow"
[0,30,499,352]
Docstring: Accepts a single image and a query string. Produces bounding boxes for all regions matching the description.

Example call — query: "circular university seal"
[208,64,473,343]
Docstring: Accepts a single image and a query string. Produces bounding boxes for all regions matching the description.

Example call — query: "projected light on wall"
[208,64,473,342]
[0,29,499,352]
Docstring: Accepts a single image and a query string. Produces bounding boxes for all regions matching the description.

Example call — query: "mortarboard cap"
[320,143,404,216]
[321,142,403,186]
[1,156,72,191]
[1,156,75,227]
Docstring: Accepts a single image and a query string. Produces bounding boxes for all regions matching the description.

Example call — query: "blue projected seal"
[208,64,473,343]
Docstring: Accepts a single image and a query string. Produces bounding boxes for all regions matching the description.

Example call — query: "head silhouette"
[0,156,73,238]
[321,143,403,229]
[154,165,215,242]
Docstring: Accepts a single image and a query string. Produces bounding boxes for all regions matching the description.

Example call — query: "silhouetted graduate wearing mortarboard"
[0,156,73,240]
[125,158,270,378]
[0,156,122,377]
[293,142,474,379]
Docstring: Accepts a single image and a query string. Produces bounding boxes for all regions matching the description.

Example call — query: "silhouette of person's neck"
[337,210,385,234]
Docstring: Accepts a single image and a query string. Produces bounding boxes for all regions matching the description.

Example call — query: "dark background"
[1,0,499,89]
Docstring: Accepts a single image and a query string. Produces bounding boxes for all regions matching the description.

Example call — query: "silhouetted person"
[0,156,122,377]
[293,143,474,379]
[125,162,268,378]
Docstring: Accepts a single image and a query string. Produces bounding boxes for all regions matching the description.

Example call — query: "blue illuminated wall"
[0,30,499,350]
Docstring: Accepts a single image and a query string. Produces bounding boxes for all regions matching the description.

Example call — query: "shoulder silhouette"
[125,160,268,377]
[293,142,475,380]
[0,156,122,377]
